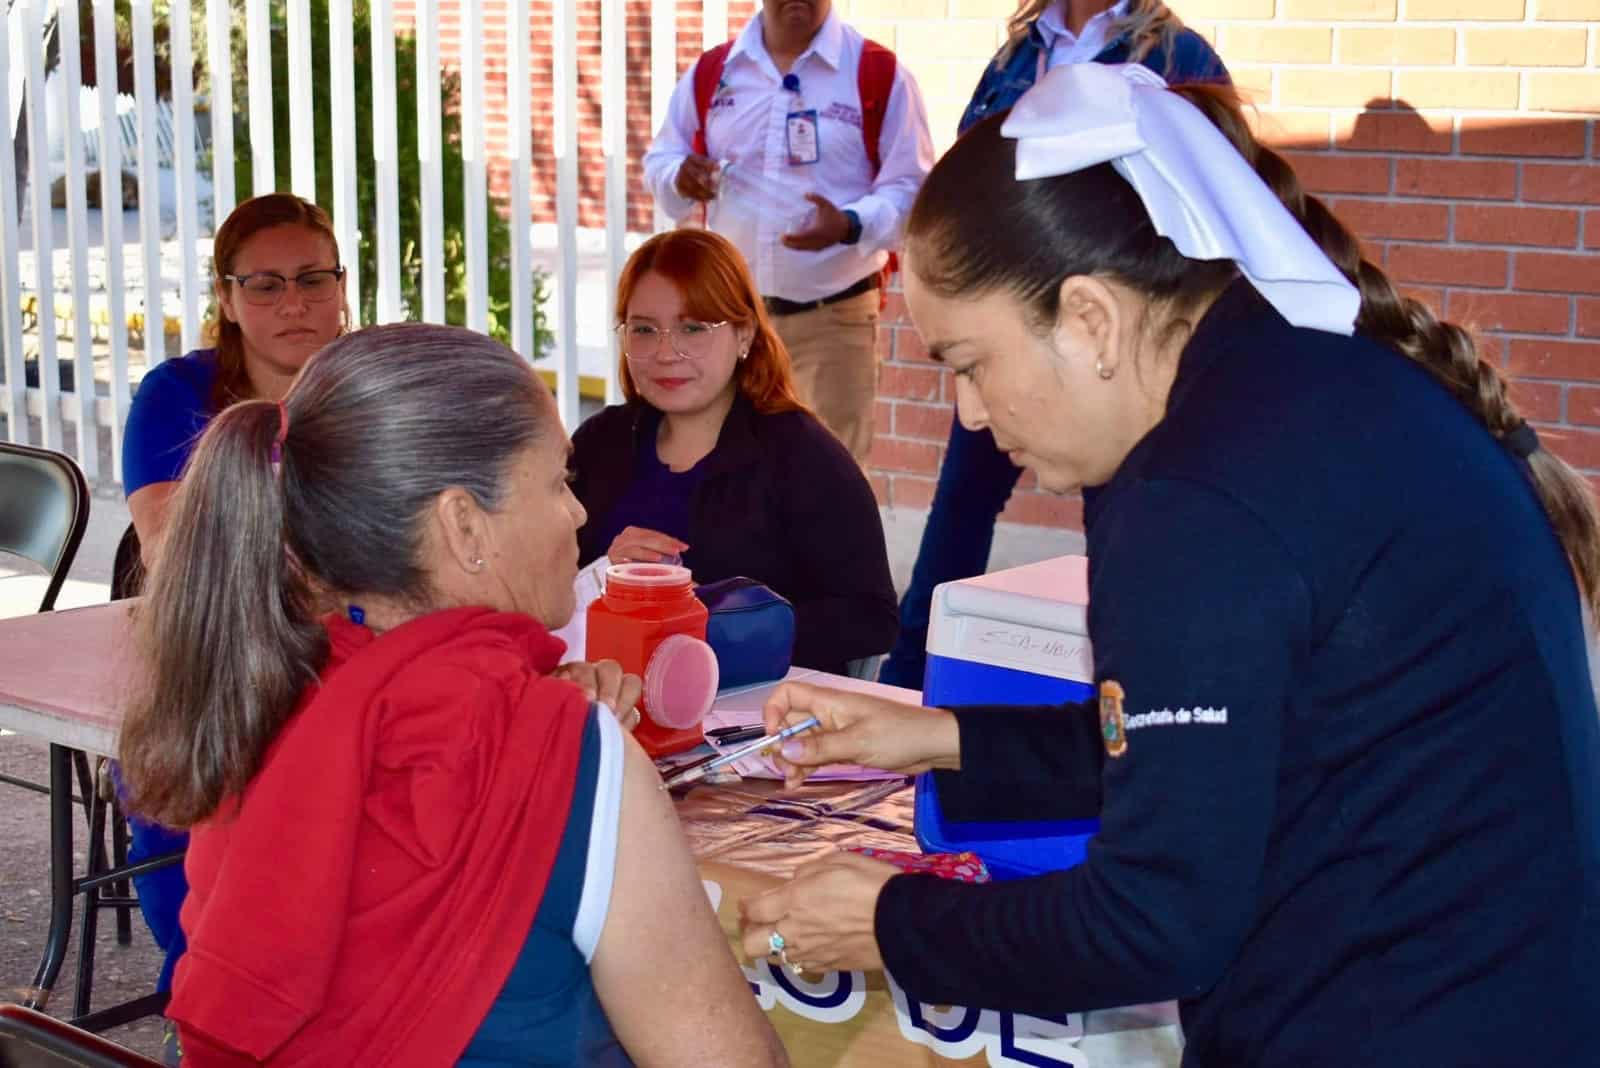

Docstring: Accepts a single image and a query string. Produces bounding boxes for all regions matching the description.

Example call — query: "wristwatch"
[841,209,863,246]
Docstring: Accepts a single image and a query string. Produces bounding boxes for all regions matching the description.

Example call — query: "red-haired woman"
[571,229,897,676]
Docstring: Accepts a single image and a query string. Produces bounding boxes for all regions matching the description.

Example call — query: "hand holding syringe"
[659,716,822,790]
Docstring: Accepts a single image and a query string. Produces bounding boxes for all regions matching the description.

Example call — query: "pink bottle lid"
[605,562,691,588]
[643,634,720,730]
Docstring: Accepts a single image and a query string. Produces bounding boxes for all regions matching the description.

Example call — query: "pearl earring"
[1096,359,1114,380]
[470,557,485,571]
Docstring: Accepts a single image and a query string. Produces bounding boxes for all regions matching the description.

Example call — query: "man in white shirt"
[643,0,935,462]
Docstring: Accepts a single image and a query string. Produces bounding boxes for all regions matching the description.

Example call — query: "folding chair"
[72,523,184,1030]
[0,1004,162,1067]
[72,523,151,1019]
[0,441,89,615]
[844,655,885,682]
[0,442,100,827]
[0,445,148,1025]
[109,526,143,603]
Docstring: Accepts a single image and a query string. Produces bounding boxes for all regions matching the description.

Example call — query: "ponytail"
[120,400,326,828]
[1174,84,1600,618]
[118,323,553,827]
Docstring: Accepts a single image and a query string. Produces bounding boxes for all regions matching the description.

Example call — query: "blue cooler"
[914,555,1099,880]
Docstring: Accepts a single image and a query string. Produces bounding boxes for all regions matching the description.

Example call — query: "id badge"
[786,109,821,166]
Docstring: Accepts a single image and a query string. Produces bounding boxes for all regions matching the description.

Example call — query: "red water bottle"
[586,564,718,758]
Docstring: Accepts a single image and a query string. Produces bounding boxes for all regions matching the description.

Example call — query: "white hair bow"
[1001,64,1360,336]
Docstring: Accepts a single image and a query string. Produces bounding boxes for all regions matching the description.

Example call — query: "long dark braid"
[1178,84,1600,617]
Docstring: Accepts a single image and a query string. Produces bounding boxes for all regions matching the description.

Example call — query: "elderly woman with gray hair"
[118,323,787,1067]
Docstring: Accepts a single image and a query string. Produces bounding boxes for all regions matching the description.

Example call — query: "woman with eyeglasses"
[879,0,1230,691]
[570,229,897,676]
[115,194,345,1047]
[124,193,347,565]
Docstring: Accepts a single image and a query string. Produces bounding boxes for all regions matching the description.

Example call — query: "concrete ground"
[0,739,170,1058]
[0,414,1081,1057]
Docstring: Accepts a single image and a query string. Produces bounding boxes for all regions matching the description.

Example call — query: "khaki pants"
[772,289,880,462]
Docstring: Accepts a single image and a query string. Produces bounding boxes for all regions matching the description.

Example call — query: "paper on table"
[549,556,611,660]
[704,671,919,782]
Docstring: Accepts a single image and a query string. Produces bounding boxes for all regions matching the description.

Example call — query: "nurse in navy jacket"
[878,0,1229,689]
[739,65,1600,1067]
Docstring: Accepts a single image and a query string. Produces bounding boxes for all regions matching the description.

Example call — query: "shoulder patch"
[1099,679,1127,758]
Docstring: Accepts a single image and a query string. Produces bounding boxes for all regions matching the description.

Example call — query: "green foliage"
[69,1,188,93]
[224,0,550,355]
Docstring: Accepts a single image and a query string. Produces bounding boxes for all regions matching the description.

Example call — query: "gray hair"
[119,323,552,827]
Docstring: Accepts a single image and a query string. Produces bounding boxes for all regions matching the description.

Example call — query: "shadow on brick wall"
[1266,98,1598,478]
[868,97,1600,521]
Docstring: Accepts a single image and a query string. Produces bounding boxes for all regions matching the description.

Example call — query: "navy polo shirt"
[877,282,1600,1066]
[122,348,219,496]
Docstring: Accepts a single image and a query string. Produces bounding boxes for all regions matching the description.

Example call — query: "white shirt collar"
[1036,0,1129,53]
[731,6,845,74]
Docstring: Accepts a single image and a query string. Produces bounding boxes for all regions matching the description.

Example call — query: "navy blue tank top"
[459,708,634,1067]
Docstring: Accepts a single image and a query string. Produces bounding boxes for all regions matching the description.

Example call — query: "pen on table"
[655,725,779,785]
[706,723,768,745]
[660,716,822,790]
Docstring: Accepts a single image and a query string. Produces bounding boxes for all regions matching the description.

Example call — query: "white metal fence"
[2,0,728,485]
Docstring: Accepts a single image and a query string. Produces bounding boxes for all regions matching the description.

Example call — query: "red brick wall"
[1178,0,1599,497]
[866,0,1600,524]
[399,0,1600,529]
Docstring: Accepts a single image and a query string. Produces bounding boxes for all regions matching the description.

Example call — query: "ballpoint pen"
[660,716,822,790]
[705,723,768,745]
[654,725,772,785]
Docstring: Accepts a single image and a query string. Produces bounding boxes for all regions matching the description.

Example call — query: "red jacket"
[169,607,588,1066]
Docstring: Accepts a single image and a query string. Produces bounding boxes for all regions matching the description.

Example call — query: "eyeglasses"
[615,319,731,362]
[223,267,346,307]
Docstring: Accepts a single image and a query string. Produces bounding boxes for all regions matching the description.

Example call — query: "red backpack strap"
[691,42,733,158]
[856,38,896,176]
[857,39,899,304]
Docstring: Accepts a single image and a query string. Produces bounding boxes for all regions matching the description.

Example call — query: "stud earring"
[470,557,485,572]
[1096,359,1114,380]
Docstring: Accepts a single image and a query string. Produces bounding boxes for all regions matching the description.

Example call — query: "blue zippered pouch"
[694,577,795,690]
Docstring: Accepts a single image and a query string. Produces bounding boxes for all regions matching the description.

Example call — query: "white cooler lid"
[927,555,1093,684]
